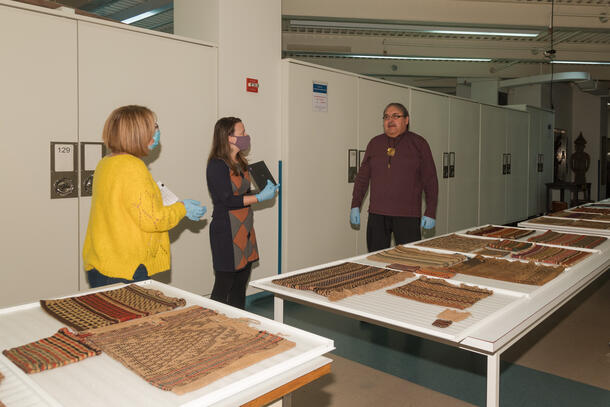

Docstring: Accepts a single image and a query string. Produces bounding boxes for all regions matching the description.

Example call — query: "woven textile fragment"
[437,309,471,322]
[527,216,575,226]
[415,234,494,253]
[387,276,492,310]
[2,328,101,374]
[527,230,606,249]
[385,263,420,273]
[511,245,591,266]
[473,248,509,258]
[571,220,610,229]
[432,319,452,328]
[467,225,535,239]
[41,285,186,331]
[83,306,295,395]
[415,268,456,279]
[450,256,564,285]
[571,207,610,215]
[272,262,413,301]
[368,246,467,267]
[547,210,600,219]
[486,239,533,252]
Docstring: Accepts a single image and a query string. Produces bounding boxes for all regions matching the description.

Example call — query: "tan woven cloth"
[387,276,493,310]
[415,234,494,253]
[437,309,471,322]
[272,262,413,301]
[451,256,564,286]
[83,306,295,395]
[368,246,467,267]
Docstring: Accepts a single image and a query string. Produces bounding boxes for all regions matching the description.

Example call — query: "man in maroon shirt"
[350,103,438,252]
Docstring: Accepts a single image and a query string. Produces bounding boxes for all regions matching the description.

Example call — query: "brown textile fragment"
[83,306,295,395]
[473,248,510,258]
[416,268,456,279]
[437,308,471,322]
[450,256,564,286]
[432,319,452,328]
[368,246,467,267]
[272,262,413,301]
[387,276,493,310]
[467,225,535,239]
[527,230,607,249]
[415,234,495,253]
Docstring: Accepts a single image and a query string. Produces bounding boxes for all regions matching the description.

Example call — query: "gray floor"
[247,270,610,407]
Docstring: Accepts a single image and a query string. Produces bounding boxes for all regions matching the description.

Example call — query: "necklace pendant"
[388,163,391,168]
[387,147,396,157]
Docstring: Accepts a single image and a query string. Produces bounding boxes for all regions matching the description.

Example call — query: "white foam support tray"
[251,225,610,354]
[0,280,335,407]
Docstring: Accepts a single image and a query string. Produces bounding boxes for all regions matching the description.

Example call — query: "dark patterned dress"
[207,158,259,272]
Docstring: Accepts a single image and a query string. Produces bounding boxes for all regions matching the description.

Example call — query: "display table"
[0,280,334,406]
[250,227,610,407]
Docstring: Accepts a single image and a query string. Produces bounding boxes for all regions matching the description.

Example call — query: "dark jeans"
[367,213,421,252]
[210,263,252,310]
[87,264,150,288]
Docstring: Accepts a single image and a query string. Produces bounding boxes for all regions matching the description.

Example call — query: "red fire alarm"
[246,78,259,93]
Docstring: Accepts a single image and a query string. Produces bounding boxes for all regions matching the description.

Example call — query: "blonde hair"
[103,105,156,157]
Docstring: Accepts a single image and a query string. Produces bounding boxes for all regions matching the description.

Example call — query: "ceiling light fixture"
[289,20,540,38]
[551,60,610,65]
[349,54,492,62]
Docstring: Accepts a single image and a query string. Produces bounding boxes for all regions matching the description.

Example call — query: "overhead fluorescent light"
[550,60,610,65]
[289,20,540,38]
[122,11,157,24]
[349,54,491,62]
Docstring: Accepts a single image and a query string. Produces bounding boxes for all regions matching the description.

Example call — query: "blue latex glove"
[256,180,280,202]
[183,199,207,221]
[421,216,435,229]
[350,207,360,225]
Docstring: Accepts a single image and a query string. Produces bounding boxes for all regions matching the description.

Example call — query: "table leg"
[486,354,500,407]
[274,296,284,323]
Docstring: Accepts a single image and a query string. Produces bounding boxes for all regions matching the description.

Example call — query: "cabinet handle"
[443,152,449,178]
[449,152,455,178]
[507,153,512,175]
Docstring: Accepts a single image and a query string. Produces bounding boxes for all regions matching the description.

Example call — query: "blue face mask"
[149,129,160,150]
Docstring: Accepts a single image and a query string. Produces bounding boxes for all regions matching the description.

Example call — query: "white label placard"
[54,144,74,172]
[312,81,328,112]
[84,144,103,171]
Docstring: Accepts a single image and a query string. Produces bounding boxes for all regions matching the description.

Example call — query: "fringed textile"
[40,285,186,331]
[450,256,564,286]
[486,239,533,252]
[368,246,467,267]
[511,245,591,266]
[83,306,295,395]
[2,328,101,374]
[415,234,494,253]
[527,230,606,249]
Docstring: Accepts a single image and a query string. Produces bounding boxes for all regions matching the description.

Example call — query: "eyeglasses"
[383,114,406,121]
[154,122,159,129]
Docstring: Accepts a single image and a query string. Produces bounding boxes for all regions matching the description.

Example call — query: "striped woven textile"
[569,207,610,215]
[415,234,494,253]
[368,246,467,267]
[466,225,535,239]
[486,239,533,252]
[40,285,186,331]
[549,211,604,220]
[511,245,591,266]
[450,256,564,286]
[473,248,510,258]
[387,276,492,310]
[83,306,295,395]
[527,230,607,249]
[272,262,413,301]
[571,220,610,229]
[527,216,575,226]
[2,328,101,374]
[415,268,456,279]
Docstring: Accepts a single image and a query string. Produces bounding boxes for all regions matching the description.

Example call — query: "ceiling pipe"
[498,71,590,88]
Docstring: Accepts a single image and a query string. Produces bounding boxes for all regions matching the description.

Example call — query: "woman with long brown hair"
[206,117,279,309]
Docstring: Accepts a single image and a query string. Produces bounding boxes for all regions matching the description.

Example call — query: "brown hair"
[208,117,248,174]
[102,105,156,157]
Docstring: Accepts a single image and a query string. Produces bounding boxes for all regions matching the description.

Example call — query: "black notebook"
[248,161,277,191]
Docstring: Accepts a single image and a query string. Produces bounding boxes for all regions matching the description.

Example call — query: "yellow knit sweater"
[83,154,186,279]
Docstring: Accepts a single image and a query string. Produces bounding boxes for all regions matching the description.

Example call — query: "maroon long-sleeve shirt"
[351,131,438,218]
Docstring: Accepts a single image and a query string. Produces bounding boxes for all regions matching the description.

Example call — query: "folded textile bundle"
[3,328,101,374]
[527,230,606,249]
[486,239,533,252]
[415,234,493,253]
[387,276,493,310]
[512,245,591,266]
[368,246,467,268]
[450,256,564,286]
[41,284,186,331]
[273,262,413,301]
[466,225,535,239]
[83,306,295,395]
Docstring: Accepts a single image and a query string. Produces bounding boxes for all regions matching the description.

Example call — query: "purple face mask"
[232,134,251,151]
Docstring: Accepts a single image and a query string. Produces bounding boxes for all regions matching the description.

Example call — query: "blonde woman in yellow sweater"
[83,105,207,288]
